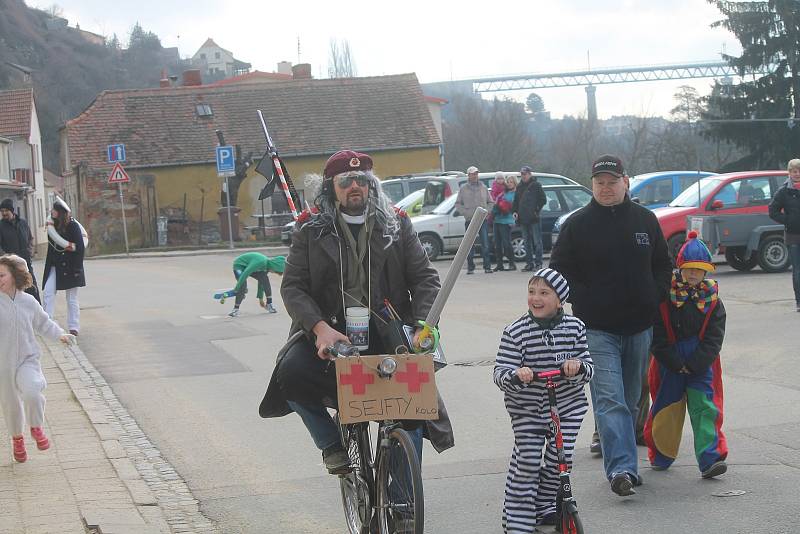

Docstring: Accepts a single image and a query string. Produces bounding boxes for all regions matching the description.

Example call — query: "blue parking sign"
[107,144,126,163]
[216,145,235,176]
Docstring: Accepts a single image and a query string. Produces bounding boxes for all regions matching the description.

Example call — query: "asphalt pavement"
[30,250,800,534]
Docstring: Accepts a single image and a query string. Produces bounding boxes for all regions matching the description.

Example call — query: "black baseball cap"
[591,155,624,178]
[520,165,533,173]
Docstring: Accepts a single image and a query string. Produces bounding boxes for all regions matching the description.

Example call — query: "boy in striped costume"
[494,268,594,533]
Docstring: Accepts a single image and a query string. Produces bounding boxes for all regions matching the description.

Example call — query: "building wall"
[28,104,47,253]
[0,140,10,181]
[193,45,234,77]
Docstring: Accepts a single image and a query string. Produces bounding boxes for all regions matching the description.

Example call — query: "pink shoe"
[12,436,27,462]
[30,427,50,451]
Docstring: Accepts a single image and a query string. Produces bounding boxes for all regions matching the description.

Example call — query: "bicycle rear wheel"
[376,428,423,534]
[337,419,374,534]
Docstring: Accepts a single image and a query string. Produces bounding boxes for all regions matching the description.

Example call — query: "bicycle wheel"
[560,508,584,534]
[376,428,423,534]
[337,419,373,534]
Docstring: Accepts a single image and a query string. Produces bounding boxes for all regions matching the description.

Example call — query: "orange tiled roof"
[0,88,33,138]
[64,73,441,170]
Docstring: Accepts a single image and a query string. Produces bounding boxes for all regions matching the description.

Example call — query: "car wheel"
[511,236,526,261]
[724,247,757,271]
[418,234,442,261]
[757,235,790,273]
[667,234,685,265]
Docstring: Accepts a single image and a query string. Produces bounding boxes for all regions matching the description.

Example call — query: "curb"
[87,244,290,260]
[43,338,220,534]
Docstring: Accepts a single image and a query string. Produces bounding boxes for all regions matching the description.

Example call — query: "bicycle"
[327,341,425,534]
[535,368,585,534]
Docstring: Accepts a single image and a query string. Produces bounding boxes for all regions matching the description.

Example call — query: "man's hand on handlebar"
[312,320,350,360]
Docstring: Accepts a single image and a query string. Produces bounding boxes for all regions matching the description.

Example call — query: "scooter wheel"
[560,510,584,534]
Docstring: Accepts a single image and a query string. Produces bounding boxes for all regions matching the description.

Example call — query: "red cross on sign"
[339,363,375,395]
[395,362,430,393]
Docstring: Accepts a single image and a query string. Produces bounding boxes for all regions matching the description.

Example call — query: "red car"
[654,170,787,260]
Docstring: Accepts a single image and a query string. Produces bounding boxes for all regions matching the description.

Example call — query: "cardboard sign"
[336,354,438,424]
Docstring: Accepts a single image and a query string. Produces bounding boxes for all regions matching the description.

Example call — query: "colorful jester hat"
[676,231,715,272]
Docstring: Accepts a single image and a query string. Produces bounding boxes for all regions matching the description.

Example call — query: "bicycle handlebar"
[324,341,359,358]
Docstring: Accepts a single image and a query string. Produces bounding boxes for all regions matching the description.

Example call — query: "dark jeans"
[790,243,800,305]
[232,269,271,307]
[493,222,515,266]
[520,221,543,268]
[466,219,490,271]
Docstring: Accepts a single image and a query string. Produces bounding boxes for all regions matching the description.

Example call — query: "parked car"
[653,170,788,264]
[412,184,593,261]
[629,170,716,209]
[380,172,465,204]
[551,170,716,246]
[394,189,426,217]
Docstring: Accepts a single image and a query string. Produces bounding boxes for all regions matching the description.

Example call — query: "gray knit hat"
[530,267,570,303]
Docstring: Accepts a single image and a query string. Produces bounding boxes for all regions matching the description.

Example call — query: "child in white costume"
[0,254,73,462]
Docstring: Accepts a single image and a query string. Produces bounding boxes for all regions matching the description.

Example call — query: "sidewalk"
[0,338,218,534]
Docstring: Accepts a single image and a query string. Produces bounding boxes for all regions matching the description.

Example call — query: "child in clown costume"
[644,231,728,479]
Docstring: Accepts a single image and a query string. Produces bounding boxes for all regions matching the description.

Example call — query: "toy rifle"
[254,110,301,220]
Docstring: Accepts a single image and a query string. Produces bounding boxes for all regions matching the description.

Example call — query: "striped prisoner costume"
[494,311,594,534]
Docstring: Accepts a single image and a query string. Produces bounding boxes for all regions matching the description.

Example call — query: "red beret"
[323,150,373,179]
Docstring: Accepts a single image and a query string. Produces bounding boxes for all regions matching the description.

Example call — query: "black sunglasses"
[336,174,369,188]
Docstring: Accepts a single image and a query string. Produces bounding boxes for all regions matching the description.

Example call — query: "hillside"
[0,0,185,171]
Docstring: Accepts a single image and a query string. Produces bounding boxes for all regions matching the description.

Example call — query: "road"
[40,252,800,534]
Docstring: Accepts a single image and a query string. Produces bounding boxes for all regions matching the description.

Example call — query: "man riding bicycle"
[259,150,454,475]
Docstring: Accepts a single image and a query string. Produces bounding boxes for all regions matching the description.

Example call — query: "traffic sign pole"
[118,183,130,255]
[224,177,234,250]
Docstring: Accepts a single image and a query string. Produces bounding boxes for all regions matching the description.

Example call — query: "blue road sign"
[216,145,235,176]
[107,144,126,163]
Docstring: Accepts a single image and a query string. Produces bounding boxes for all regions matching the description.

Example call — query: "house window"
[200,53,206,60]
[31,144,40,173]
[195,103,213,117]
[215,52,220,59]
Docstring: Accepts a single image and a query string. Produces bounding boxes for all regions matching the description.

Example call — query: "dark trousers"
[25,261,40,304]
[466,219,491,271]
[520,222,543,268]
[232,269,271,307]
[493,222,515,266]
[789,243,800,305]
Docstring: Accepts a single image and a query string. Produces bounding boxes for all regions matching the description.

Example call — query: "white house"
[0,88,48,256]
[191,38,251,81]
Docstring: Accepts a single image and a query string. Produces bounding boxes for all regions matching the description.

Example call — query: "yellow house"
[60,73,443,254]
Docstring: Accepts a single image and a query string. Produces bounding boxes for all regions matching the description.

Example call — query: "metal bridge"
[459,61,771,92]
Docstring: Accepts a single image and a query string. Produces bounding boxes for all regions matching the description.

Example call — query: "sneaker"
[493,265,506,272]
[610,473,635,496]
[322,444,351,475]
[651,464,668,471]
[701,460,727,479]
[228,308,240,317]
[507,263,517,271]
[466,269,475,275]
[266,303,278,314]
[590,438,602,455]
[30,427,50,451]
[534,263,543,270]
[484,268,493,273]
[69,329,79,336]
[521,265,534,272]
[12,436,26,463]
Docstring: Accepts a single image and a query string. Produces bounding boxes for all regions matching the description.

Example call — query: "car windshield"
[669,178,723,207]
[432,195,457,215]
[394,189,424,210]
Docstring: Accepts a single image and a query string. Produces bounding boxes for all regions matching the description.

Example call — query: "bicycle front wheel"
[561,508,584,534]
[376,428,423,534]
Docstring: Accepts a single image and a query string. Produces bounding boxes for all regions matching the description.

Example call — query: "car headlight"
[378,357,398,377]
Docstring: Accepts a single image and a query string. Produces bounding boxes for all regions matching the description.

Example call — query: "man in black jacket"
[550,155,672,497]
[512,165,546,271]
[0,198,40,302]
[769,159,800,311]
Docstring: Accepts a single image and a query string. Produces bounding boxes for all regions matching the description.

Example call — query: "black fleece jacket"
[550,196,672,335]
[651,299,726,374]
[768,178,800,235]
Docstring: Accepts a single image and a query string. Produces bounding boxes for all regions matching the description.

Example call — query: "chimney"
[159,69,170,88]
[182,69,203,87]
[277,61,292,75]
[292,63,312,80]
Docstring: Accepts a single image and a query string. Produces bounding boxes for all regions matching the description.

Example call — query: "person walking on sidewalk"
[644,232,728,479]
[0,198,40,303]
[455,166,493,274]
[768,158,800,311]
[0,254,74,463]
[227,252,286,317]
[550,154,672,497]
[42,197,85,336]
[513,166,546,272]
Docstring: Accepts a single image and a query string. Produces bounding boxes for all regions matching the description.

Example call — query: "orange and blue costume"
[644,233,728,475]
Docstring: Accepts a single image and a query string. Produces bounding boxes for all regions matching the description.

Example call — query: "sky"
[45,0,743,119]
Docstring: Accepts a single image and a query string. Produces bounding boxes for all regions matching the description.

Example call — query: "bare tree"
[671,85,702,124]
[328,39,357,78]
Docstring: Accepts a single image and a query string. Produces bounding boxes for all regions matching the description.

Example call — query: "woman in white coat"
[0,254,73,462]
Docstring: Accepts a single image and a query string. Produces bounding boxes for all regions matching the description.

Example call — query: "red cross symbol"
[395,362,430,393]
[339,363,375,395]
